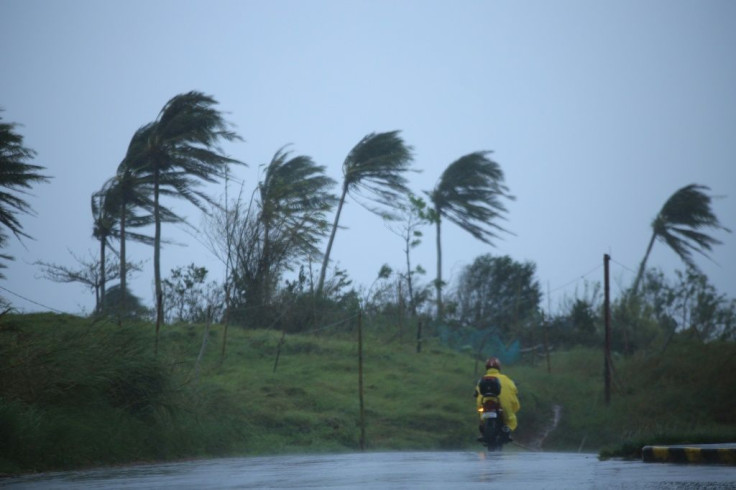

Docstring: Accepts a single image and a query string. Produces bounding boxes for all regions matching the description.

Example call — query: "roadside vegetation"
[1,312,734,475]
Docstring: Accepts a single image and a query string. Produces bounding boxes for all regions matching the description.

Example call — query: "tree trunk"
[405,230,417,318]
[154,167,163,355]
[119,201,127,325]
[435,215,443,320]
[263,223,269,302]
[631,231,657,296]
[317,185,348,295]
[220,280,231,362]
[99,236,106,314]
[358,312,365,450]
[220,175,232,362]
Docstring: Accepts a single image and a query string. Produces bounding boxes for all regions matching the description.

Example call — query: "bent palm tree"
[426,151,513,318]
[0,112,49,276]
[631,184,730,295]
[258,146,336,301]
[125,91,243,353]
[317,131,414,294]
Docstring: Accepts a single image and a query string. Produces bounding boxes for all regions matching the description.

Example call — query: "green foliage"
[0,313,245,473]
[610,296,666,355]
[450,254,542,343]
[102,284,151,321]
[229,147,337,315]
[643,267,736,342]
[543,265,735,353]
[258,146,337,262]
[426,152,514,317]
[1,312,734,475]
[597,339,736,459]
[0,111,50,275]
[229,263,360,332]
[121,90,243,335]
[162,264,222,324]
[0,314,162,410]
[427,151,514,245]
[509,344,736,453]
[609,266,736,354]
[383,193,433,318]
[212,146,337,329]
[545,298,602,349]
[341,131,415,216]
[632,183,730,294]
[318,131,414,293]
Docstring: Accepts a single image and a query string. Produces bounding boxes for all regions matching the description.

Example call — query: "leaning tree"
[317,131,414,295]
[123,91,243,353]
[426,151,513,319]
[631,183,730,295]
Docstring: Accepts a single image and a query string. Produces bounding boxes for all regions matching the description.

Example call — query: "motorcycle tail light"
[483,400,499,411]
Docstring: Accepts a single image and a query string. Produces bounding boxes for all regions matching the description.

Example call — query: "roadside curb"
[642,444,736,465]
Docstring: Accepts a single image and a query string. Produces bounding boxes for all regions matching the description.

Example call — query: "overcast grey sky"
[1,0,734,315]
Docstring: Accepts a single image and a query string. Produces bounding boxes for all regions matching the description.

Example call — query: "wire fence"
[436,325,521,364]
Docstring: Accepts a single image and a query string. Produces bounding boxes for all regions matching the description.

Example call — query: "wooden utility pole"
[604,254,612,405]
[545,282,552,374]
[358,312,366,450]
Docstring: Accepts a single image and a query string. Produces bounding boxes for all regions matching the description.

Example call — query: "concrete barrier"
[642,444,736,465]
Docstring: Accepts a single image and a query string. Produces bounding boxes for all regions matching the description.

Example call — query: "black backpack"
[478,376,502,397]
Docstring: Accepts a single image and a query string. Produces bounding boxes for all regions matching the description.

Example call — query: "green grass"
[1,313,734,474]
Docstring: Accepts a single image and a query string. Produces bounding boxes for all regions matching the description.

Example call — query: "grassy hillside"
[1,313,734,474]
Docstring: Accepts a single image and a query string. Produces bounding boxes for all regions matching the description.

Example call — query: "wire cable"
[546,263,603,297]
[0,284,66,314]
[610,258,637,275]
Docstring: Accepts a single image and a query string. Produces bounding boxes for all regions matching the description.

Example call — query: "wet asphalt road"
[2,451,735,489]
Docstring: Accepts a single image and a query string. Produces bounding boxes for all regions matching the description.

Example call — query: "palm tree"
[115,128,187,310]
[97,166,181,318]
[317,131,414,294]
[631,184,730,295]
[91,188,116,312]
[426,151,513,318]
[124,91,243,353]
[0,112,49,277]
[258,146,336,301]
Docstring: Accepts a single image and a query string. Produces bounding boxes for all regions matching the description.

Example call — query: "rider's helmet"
[485,357,502,370]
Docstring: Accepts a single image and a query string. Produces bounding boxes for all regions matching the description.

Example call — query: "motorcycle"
[477,398,509,451]
[476,375,511,451]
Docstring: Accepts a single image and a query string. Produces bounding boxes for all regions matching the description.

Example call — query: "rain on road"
[3,451,734,489]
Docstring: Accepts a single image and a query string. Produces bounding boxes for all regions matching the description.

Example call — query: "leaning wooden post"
[273,329,286,374]
[544,319,552,374]
[416,319,423,353]
[358,311,366,451]
[604,253,612,405]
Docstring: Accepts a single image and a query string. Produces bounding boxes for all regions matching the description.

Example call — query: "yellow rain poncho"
[475,367,521,431]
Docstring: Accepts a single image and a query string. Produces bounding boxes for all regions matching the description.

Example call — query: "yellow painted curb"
[642,445,736,466]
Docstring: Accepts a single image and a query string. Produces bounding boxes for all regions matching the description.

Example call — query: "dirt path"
[526,404,562,450]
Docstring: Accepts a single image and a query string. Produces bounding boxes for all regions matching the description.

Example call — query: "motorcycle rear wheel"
[483,418,503,452]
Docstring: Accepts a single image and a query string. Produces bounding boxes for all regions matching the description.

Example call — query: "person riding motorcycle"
[475,357,520,441]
